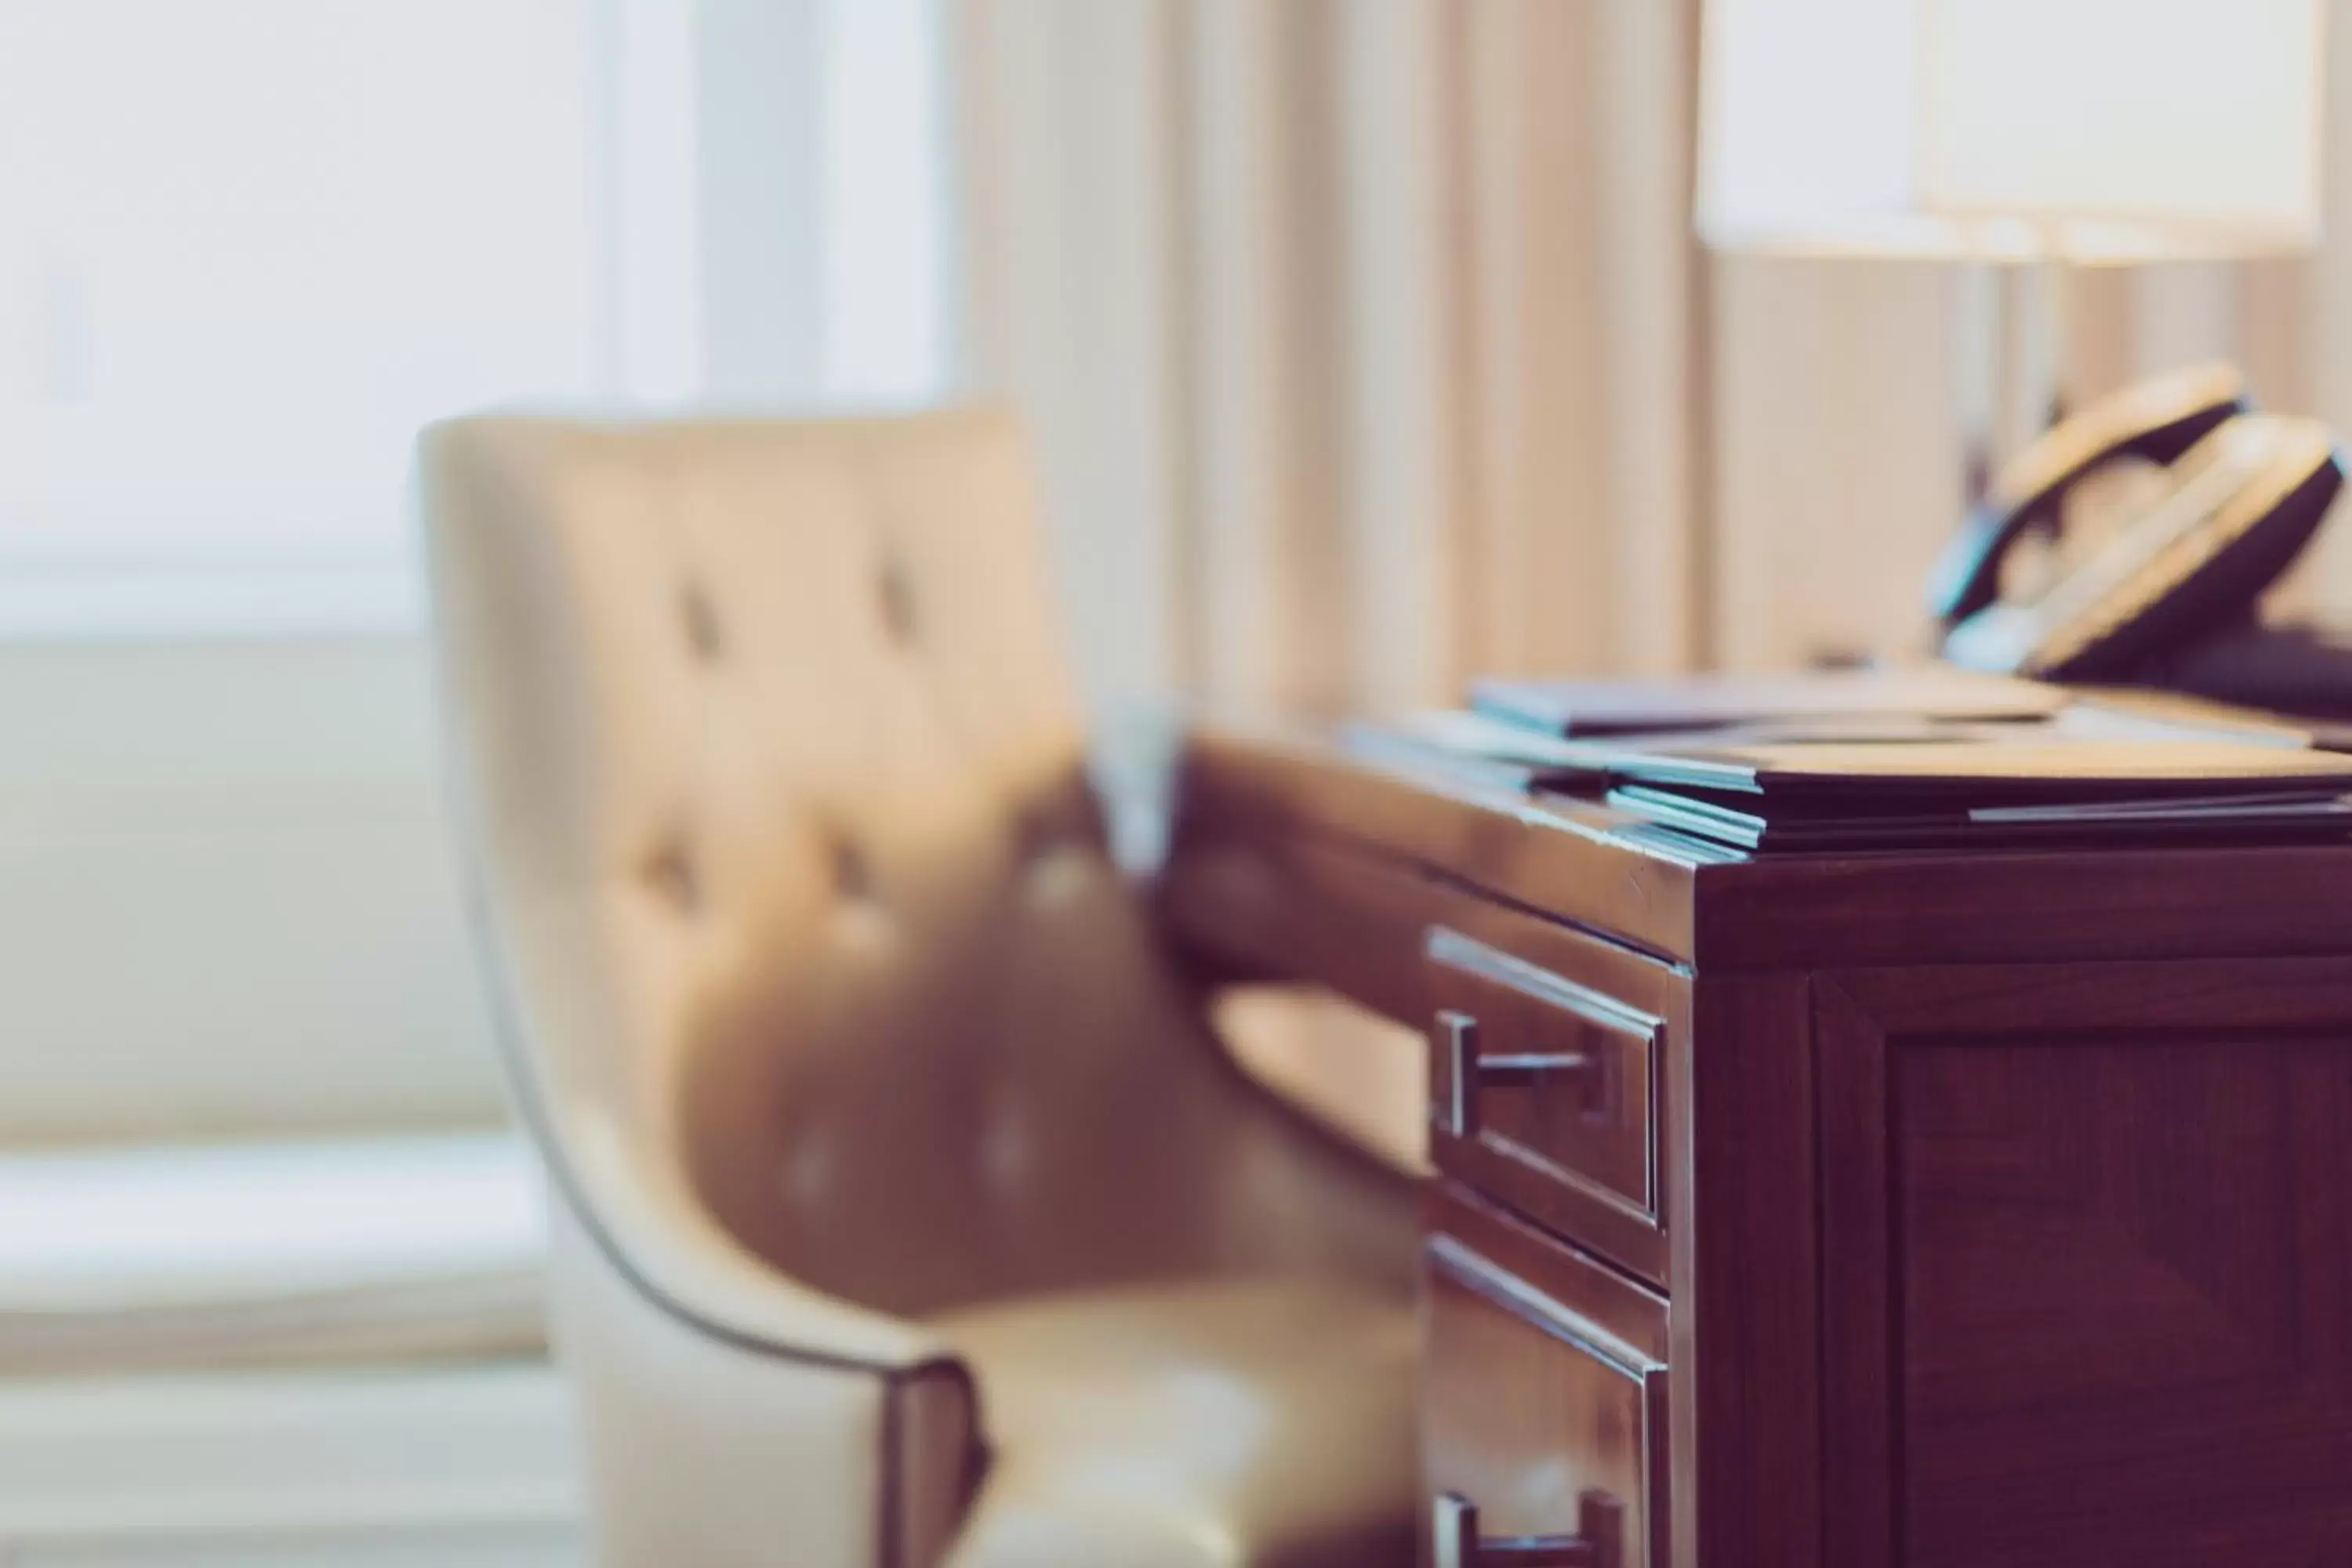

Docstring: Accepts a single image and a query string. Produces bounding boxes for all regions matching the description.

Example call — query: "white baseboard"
[0,1359,579,1568]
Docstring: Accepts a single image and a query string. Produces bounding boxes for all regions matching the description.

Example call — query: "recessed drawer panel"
[1426,912,1682,1283]
[1425,1183,1671,1568]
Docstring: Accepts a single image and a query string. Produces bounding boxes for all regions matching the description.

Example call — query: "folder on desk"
[1471,666,2067,737]
[1601,781,2352,852]
[1589,735,2352,800]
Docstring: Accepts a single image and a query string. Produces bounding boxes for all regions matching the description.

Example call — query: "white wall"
[0,636,505,1143]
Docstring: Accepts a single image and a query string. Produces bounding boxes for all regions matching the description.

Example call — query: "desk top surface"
[1171,722,2352,973]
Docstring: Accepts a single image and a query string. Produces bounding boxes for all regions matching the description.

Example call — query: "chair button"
[642,836,702,914]
[981,1102,1033,1186]
[783,1129,835,1207]
[830,834,873,902]
[1025,842,1091,909]
[877,554,917,647]
[681,579,723,661]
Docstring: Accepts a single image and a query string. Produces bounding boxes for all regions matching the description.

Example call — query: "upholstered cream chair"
[419,407,1419,1568]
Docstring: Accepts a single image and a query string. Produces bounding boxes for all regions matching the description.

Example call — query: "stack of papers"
[1371,667,2352,854]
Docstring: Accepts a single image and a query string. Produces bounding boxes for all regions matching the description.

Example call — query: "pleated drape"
[951,0,1707,720]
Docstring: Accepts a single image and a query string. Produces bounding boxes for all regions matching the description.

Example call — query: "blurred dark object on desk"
[2129,618,2352,733]
[1918,364,2352,727]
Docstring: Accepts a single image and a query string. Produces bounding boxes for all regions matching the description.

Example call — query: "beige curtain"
[950,0,1707,724]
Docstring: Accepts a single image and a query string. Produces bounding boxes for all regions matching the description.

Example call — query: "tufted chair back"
[422,408,1407,1323]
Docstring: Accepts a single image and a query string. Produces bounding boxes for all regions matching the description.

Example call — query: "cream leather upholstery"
[420,408,1417,1567]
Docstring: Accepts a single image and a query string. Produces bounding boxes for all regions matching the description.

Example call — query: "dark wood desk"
[1157,724,2352,1568]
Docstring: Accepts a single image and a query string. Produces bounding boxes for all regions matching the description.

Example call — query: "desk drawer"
[1425,1183,1670,1568]
[1426,910,1682,1283]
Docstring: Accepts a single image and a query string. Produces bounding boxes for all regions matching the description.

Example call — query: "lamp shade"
[1697,0,2325,261]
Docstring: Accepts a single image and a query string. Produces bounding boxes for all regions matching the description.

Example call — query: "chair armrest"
[542,1118,982,1568]
[470,884,982,1566]
[558,1107,944,1372]
[547,1197,982,1568]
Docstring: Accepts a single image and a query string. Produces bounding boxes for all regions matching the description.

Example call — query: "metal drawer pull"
[1481,1051,1596,1081]
[1435,1490,1625,1568]
[1435,1011,1609,1138]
